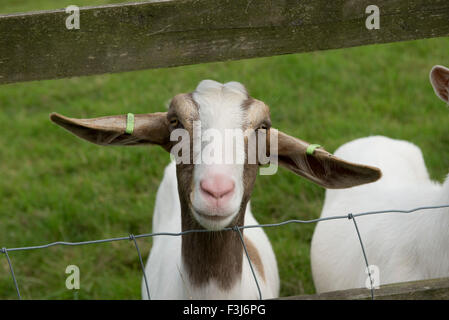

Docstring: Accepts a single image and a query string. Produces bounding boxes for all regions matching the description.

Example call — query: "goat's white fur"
[311,66,449,292]
[142,161,280,299]
[311,136,449,292]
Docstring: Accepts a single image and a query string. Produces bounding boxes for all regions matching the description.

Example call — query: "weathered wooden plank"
[279,278,449,300]
[1,0,448,85]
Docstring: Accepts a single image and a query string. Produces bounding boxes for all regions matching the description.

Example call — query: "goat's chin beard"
[190,207,240,231]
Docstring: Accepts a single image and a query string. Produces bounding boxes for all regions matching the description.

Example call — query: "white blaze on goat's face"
[190,80,247,230]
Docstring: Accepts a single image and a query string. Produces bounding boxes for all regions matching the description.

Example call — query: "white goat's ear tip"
[430,65,449,77]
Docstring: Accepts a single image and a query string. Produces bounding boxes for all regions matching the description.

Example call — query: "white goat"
[50,80,380,299]
[311,65,449,293]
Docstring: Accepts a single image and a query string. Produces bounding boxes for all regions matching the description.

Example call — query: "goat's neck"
[179,200,247,290]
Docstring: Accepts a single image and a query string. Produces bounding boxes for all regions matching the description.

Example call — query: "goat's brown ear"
[50,112,171,150]
[268,129,382,189]
[430,65,449,103]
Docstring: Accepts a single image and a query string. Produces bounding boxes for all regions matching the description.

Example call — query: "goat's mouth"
[191,207,238,230]
[195,210,230,221]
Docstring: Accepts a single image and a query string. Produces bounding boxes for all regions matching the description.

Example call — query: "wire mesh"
[2,204,449,300]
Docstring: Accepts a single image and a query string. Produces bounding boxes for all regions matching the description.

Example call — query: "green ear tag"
[125,113,134,134]
[306,144,321,155]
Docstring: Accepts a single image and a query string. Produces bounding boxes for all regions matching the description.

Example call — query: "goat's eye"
[170,118,179,126]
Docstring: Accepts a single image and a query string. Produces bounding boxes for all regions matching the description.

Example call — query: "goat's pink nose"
[200,174,235,200]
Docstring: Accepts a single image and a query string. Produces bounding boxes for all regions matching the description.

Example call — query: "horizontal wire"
[2,204,449,252]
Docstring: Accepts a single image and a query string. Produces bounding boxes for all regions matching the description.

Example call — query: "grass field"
[1,1,448,299]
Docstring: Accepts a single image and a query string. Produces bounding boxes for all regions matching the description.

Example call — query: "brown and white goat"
[50,80,380,299]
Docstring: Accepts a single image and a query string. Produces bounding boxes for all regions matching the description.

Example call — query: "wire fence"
[2,204,449,300]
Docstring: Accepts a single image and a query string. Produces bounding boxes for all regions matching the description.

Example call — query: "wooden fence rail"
[279,277,449,300]
[1,0,449,85]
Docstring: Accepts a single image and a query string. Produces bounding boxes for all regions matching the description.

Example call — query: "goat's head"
[51,80,381,230]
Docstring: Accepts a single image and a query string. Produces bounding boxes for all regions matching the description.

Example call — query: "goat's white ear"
[50,112,171,150]
[268,129,382,189]
[430,65,449,103]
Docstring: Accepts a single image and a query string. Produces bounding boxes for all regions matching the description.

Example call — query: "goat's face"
[168,81,270,230]
[50,80,382,231]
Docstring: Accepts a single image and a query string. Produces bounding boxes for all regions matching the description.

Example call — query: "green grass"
[0,0,150,14]
[1,1,449,300]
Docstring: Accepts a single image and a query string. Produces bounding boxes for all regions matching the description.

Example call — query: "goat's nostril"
[200,183,217,198]
[200,175,235,200]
